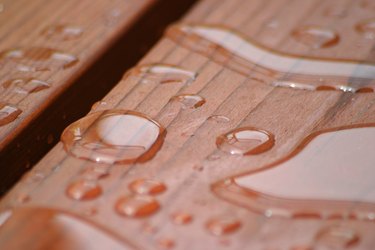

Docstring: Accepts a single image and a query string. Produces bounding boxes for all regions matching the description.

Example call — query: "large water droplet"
[170,94,206,109]
[0,103,22,126]
[2,78,50,94]
[292,26,339,48]
[0,47,78,70]
[41,24,83,40]
[206,216,241,236]
[166,24,375,91]
[356,18,375,39]
[216,127,274,155]
[128,179,166,195]
[66,179,102,201]
[134,64,197,84]
[115,195,160,217]
[61,110,166,164]
[315,225,360,248]
[213,126,375,219]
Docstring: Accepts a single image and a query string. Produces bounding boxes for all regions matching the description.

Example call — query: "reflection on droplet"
[292,26,339,48]
[41,24,83,40]
[0,103,22,126]
[216,127,274,155]
[206,216,241,236]
[134,64,197,84]
[61,110,166,164]
[0,207,135,249]
[0,47,78,70]
[207,115,230,123]
[213,125,375,219]
[2,78,50,94]
[356,18,375,39]
[315,225,360,248]
[171,212,193,225]
[66,180,102,201]
[166,24,375,91]
[115,195,160,217]
[170,94,206,109]
[128,179,166,195]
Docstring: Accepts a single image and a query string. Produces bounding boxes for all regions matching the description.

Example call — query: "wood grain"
[1,0,375,249]
[0,0,198,192]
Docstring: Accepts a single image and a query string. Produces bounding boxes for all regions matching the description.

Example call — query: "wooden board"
[0,0,198,192]
[1,0,375,249]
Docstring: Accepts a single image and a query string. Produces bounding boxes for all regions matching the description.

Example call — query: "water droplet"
[323,6,347,18]
[0,3,3,13]
[171,212,193,225]
[216,127,274,155]
[66,179,102,201]
[115,195,160,217]
[292,26,339,48]
[207,115,230,123]
[82,207,98,216]
[41,24,83,40]
[266,19,279,29]
[192,165,204,171]
[22,170,45,184]
[141,222,158,234]
[206,216,241,236]
[170,94,206,109]
[213,125,375,219]
[135,64,197,84]
[104,9,121,27]
[80,165,110,180]
[0,207,135,249]
[91,100,107,110]
[128,179,166,195]
[356,18,375,39]
[207,154,221,161]
[15,193,30,204]
[157,238,175,249]
[2,78,50,94]
[166,25,374,91]
[0,103,22,126]
[0,47,78,70]
[315,225,360,248]
[61,110,166,164]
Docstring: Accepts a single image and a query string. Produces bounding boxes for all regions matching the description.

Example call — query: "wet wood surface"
[1,0,375,249]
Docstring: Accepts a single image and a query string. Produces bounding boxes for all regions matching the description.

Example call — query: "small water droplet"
[192,165,204,171]
[61,110,166,164]
[22,170,45,184]
[206,216,241,236]
[66,179,102,201]
[266,19,279,29]
[207,115,230,123]
[207,154,221,161]
[272,81,316,91]
[15,193,30,204]
[315,225,360,248]
[170,94,206,109]
[323,6,347,18]
[115,195,160,217]
[0,47,78,70]
[141,222,158,234]
[135,64,197,84]
[216,127,274,155]
[91,100,107,110]
[356,18,375,39]
[104,9,121,27]
[157,238,175,249]
[41,24,83,40]
[0,103,22,126]
[128,179,166,195]
[3,78,49,94]
[292,26,339,48]
[82,207,98,216]
[80,165,110,180]
[171,212,193,225]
